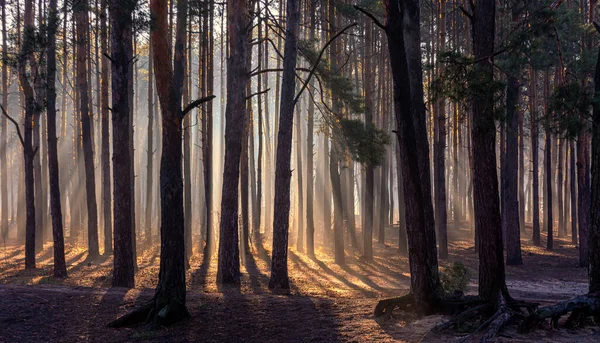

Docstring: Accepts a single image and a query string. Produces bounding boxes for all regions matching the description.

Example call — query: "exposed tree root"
[107,297,190,329]
[519,293,600,332]
[107,300,154,328]
[374,294,415,318]
[377,292,537,342]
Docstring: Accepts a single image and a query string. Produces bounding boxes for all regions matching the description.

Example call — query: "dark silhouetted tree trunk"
[76,0,100,258]
[270,0,300,289]
[46,0,67,277]
[505,74,522,265]
[110,0,135,288]
[531,69,541,246]
[145,34,154,249]
[546,130,553,250]
[471,0,509,302]
[101,0,112,255]
[363,16,374,260]
[570,140,577,244]
[217,0,249,285]
[0,0,7,242]
[434,0,448,260]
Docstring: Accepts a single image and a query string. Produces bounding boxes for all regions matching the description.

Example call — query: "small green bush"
[440,261,472,296]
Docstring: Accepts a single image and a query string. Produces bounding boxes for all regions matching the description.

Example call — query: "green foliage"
[339,118,390,166]
[548,81,592,139]
[431,52,506,122]
[298,40,364,114]
[440,262,472,296]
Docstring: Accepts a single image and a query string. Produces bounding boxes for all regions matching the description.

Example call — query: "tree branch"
[293,23,358,105]
[246,88,271,100]
[181,95,216,119]
[353,6,385,30]
[0,104,25,146]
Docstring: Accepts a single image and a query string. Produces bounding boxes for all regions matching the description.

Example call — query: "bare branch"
[0,104,25,146]
[181,95,216,119]
[353,6,385,30]
[246,88,271,100]
[293,23,358,105]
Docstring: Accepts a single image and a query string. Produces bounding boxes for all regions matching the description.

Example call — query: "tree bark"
[110,0,135,288]
[217,0,250,285]
[269,0,300,289]
[76,0,100,258]
[471,0,509,302]
[505,75,522,265]
[546,130,553,250]
[531,69,541,246]
[381,0,442,313]
[46,0,67,277]
[100,0,112,254]
[363,16,374,259]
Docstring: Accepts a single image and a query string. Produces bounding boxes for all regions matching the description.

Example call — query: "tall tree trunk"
[46,0,67,277]
[434,0,448,260]
[110,0,135,288]
[100,0,112,254]
[381,0,442,312]
[471,0,509,302]
[148,0,193,324]
[269,0,300,289]
[76,0,100,258]
[202,0,214,257]
[217,0,250,285]
[305,0,316,257]
[505,75,522,265]
[570,140,577,244]
[531,69,541,246]
[0,0,8,241]
[578,130,590,267]
[295,96,304,252]
[589,32,600,293]
[546,131,553,250]
[145,34,154,249]
[17,0,37,269]
[362,16,374,259]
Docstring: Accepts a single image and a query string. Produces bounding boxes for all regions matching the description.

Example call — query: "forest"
[1,0,600,341]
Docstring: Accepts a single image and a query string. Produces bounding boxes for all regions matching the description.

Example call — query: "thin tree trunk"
[505,74,522,265]
[100,0,112,254]
[531,69,541,246]
[45,0,67,277]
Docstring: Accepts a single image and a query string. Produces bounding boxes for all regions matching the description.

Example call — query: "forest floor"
[0,223,598,342]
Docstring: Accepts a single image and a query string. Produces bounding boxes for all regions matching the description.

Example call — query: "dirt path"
[0,227,597,342]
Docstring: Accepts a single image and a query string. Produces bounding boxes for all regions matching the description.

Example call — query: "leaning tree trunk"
[46,0,67,277]
[110,0,135,288]
[269,0,300,290]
